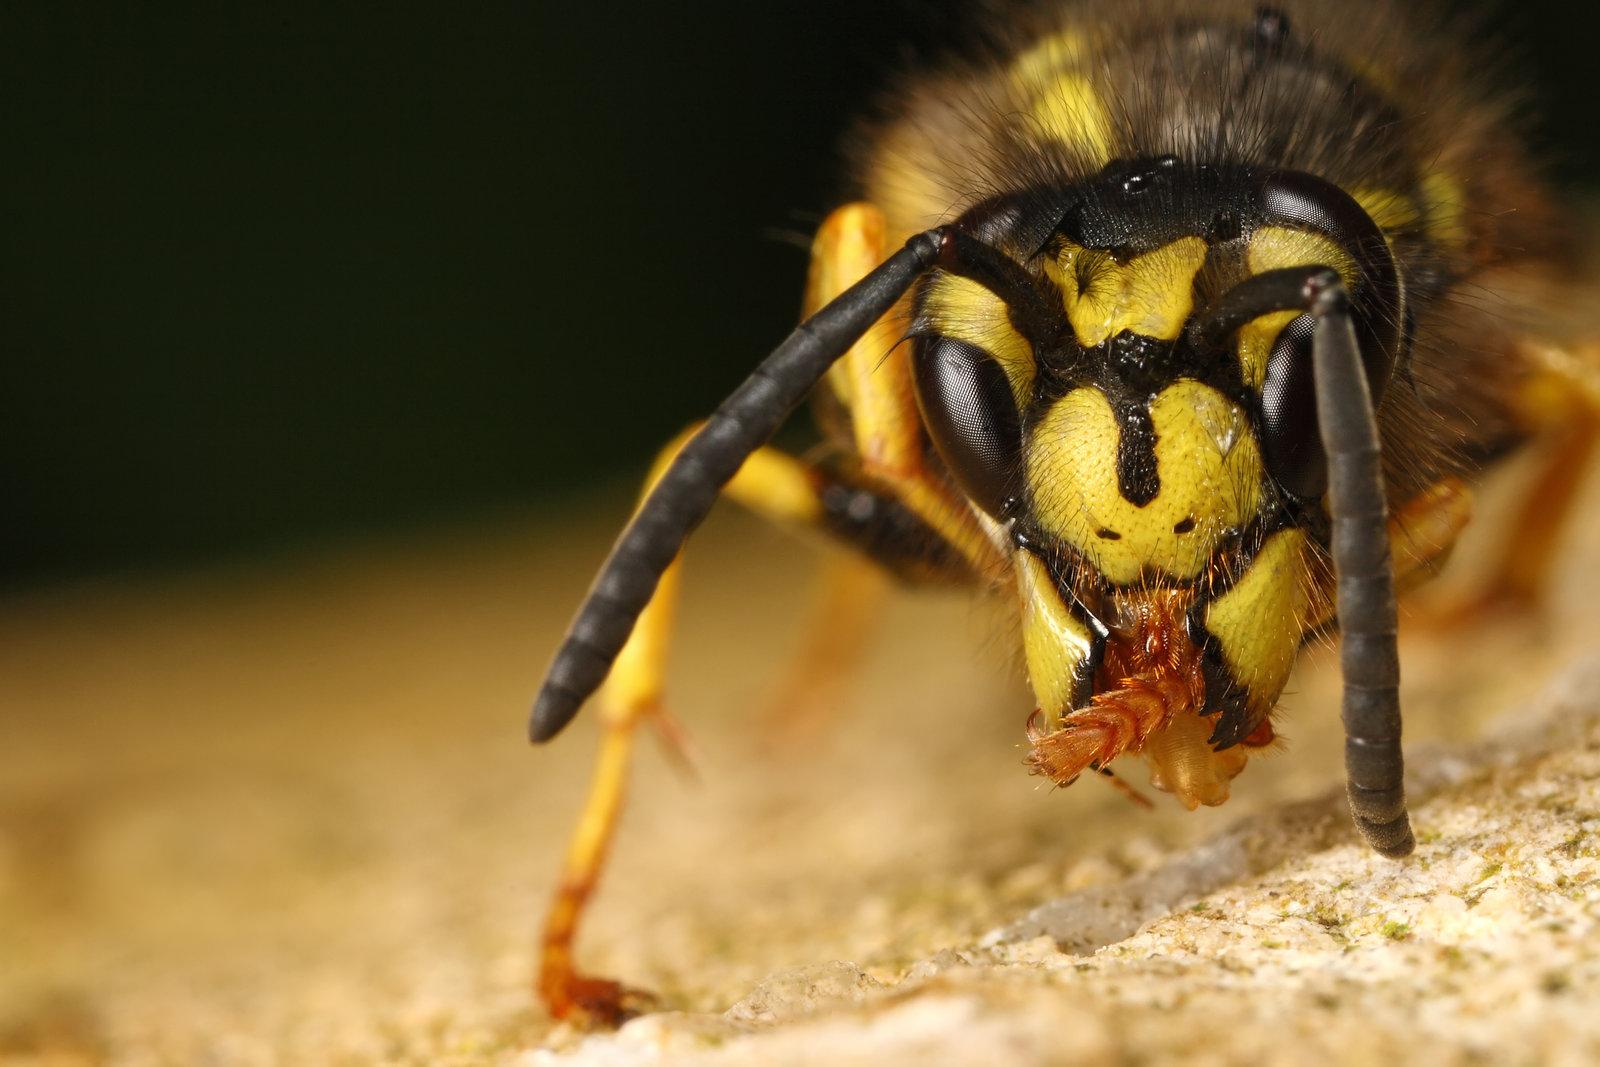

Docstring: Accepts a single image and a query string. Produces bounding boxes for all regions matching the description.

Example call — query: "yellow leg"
[1299,477,1477,632]
[1478,342,1600,607]
[809,203,1008,580]
[538,718,650,1026]
[540,204,1014,1027]
[743,203,1026,752]
[538,432,824,1026]
[1439,341,1600,619]
[810,203,924,478]
[1389,477,1476,594]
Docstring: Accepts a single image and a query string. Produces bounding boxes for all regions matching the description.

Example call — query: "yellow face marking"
[1029,381,1262,585]
[1234,309,1298,391]
[1246,225,1355,283]
[921,274,1036,408]
[1009,29,1114,165]
[1420,171,1468,248]
[1045,237,1208,349]
[1236,227,1356,389]
[1351,187,1422,233]
[1203,528,1313,715]
[1246,226,1355,281]
[1015,549,1096,719]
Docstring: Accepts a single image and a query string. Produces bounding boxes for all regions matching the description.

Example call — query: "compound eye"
[912,335,1024,517]
[1259,313,1327,502]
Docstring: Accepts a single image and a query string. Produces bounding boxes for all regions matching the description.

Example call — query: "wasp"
[527,0,1598,1026]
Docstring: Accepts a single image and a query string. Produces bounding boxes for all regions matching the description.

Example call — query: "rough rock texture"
[537,656,1600,1067]
[3,467,1597,1065]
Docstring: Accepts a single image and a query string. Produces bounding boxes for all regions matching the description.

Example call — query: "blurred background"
[3,4,1598,1063]
[4,1,1593,591]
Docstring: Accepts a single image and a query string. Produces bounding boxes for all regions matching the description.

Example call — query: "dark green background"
[3,3,1591,589]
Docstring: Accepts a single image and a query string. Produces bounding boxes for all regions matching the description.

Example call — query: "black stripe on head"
[1111,392,1160,506]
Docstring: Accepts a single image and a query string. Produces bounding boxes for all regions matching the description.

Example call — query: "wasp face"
[913,159,1403,805]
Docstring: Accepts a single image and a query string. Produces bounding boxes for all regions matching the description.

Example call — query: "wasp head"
[913,159,1403,807]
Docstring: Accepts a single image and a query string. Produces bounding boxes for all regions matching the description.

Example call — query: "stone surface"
[3,471,1598,1065]
[534,656,1600,1067]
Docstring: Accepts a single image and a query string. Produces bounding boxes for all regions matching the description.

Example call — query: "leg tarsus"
[538,717,657,1027]
[1096,765,1155,809]
[540,968,659,1029]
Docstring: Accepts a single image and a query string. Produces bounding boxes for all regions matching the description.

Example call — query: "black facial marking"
[1109,331,1171,379]
[1112,396,1160,506]
[1180,515,1290,746]
[1119,153,1178,197]
[956,188,1081,263]
[1182,599,1250,744]
[1209,209,1242,243]
[1206,675,1259,749]
[1012,531,1110,708]
[913,159,1405,581]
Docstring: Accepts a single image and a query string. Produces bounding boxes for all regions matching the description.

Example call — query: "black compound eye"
[1258,170,1403,394]
[1259,313,1327,502]
[912,335,1023,518]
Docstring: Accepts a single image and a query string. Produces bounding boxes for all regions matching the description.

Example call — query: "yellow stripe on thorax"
[1009,29,1114,166]
[1044,237,1209,349]
[1028,381,1262,585]
[1351,187,1422,233]
[1420,171,1468,249]
[1351,178,1467,250]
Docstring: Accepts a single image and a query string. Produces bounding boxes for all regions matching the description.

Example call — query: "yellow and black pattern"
[530,0,1586,1023]
[859,0,1560,741]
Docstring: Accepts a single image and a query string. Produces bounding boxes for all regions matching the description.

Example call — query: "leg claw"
[544,972,656,1030]
[544,972,659,1029]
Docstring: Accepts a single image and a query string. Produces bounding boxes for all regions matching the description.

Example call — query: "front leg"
[538,437,987,1026]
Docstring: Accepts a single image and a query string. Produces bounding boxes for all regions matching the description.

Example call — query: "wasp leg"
[810,203,1008,580]
[748,204,1011,746]
[539,429,978,1026]
[540,206,1010,1026]
[751,203,930,749]
[1459,342,1600,613]
[1387,477,1476,594]
[757,457,986,745]
[1298,477,1475,639]
[538,430,821,1027]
